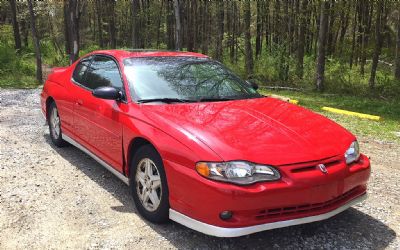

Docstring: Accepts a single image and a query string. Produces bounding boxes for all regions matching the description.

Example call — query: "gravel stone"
[0,89,399,249]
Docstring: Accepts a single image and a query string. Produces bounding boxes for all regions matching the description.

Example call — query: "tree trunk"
[360,2,373,75]
[27,0,42,84]
[67,0,79,64]
[230,1,237,62]
[296,0,308,78]
[156,0,164,48]
[264,1,270,53]
[131,0,140,48]
[337,0,349,57]
[109,0,116,49]
[95,0,104,47]
[244,1,253,77]
[201,1,209,54]
[369,1,385,89]
[395,10,400,79]
[214,1,224,60]
[315,1,329,92]
[9,0,21,51]
[173,0,181,50]
[186,1,194,52]
[349,2,357,69]
[63,0,71,55]
[166,0,175,50]
[255,1,262,58]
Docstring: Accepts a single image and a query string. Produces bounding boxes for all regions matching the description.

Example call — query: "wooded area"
[1,0,400,98]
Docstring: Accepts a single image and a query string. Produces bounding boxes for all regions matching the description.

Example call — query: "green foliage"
[0,26,38,88]
[224,47,400,100]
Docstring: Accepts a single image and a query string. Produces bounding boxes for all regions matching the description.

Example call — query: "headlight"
[345,141,360,164]
[195,161,280,185]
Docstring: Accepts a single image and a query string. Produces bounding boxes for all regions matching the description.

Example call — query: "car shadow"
[44,134,397,249]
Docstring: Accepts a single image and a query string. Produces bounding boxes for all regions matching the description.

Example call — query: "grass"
[260,89,400,143]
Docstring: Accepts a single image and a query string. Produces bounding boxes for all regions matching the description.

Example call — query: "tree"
[255,1,263,58]
[95,0,104,48]
[27,0,42,83]
[67,0,80,64]
[244,1,254,77]
[8,0,21,51]
[297,0,308,78]
[214,1,224,60]
[395,9,400,80]
[173,0,181,50]
[108,0,116,49]
[369,1,386,89]
[315,0,329,91]
[63,0,71,55]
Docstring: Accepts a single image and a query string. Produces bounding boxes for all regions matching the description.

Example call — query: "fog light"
[219,211,233,220]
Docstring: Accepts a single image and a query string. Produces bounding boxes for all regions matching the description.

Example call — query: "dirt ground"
[0,89,399,249]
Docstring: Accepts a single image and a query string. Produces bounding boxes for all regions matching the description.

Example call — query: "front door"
[72,55,126,172]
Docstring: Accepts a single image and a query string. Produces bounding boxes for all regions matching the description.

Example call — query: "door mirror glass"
[92,86,121,100]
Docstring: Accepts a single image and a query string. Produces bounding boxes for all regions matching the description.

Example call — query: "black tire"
[130,145,169,223]
[48,102,67,147]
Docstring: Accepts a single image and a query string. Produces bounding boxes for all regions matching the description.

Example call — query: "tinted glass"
[85,56,123,90]
[72,57,91,84]
[124,57,260,102]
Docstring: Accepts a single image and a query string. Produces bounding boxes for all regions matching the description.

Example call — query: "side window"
[85,56,123,90]
[72,57,91,84]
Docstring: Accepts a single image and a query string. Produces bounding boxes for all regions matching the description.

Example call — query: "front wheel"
[130,145,169,223]
[48,102,67,147]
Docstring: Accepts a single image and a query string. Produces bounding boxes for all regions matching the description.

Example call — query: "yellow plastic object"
[321,107,380,121]
[269,94,299,105]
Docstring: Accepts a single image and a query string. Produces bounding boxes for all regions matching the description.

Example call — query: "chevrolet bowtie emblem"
[317,164,328,174]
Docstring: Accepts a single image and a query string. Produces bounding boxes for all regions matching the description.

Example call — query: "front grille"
[255,186,361,220]
[290,159,340,173]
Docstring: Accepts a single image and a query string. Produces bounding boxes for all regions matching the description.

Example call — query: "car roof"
[86,49,209,61]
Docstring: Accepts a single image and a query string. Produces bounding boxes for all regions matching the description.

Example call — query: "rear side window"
[85,56,123,90]
[72,57,91,84]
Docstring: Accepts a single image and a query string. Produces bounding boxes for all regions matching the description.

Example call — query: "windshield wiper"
[137,98,195,104]
[197,97,234,102]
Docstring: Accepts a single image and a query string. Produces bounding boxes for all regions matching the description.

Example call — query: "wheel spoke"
[136,172,146,187]
[145,160,152,176]
[143,189,150,203]
[152,179,161,189]
[148,189,160,208]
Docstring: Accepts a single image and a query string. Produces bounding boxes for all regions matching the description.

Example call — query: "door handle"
[76,99,83,106]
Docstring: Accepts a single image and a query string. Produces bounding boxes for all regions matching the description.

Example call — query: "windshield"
[123,57,261,103]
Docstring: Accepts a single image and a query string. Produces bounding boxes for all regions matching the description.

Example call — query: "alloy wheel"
[50,107,61,139]
[136,158,162,212]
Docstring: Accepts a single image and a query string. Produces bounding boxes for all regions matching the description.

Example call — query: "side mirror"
[92,86,121,100]
[246,80,259,90]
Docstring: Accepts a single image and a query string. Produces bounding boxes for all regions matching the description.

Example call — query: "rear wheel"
[48,102,67,147]
[130,145,169,223]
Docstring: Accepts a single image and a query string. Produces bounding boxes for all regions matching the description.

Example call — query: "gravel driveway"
[0,89,399,249]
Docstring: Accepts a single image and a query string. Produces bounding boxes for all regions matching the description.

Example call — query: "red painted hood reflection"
[141,97,354,165]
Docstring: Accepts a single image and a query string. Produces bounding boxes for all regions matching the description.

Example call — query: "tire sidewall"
[130,145,170,223]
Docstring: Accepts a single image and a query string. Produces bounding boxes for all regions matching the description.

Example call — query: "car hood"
[140,97,355,165]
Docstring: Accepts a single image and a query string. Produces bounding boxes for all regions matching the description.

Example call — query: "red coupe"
[40,50,370,237]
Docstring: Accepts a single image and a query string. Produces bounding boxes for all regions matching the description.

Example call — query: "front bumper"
[166,154,370,236]
[169,193,367,237]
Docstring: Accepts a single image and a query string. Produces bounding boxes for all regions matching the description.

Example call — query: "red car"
[40,50,370,237]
